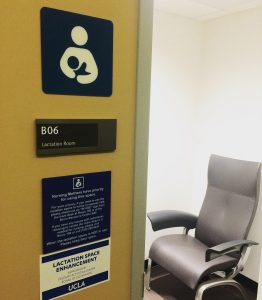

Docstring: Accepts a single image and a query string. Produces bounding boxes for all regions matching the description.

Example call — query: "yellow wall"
[0,1,138,299]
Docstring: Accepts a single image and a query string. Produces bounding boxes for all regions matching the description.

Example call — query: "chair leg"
[145,258,152,291]
[195,278,247,300]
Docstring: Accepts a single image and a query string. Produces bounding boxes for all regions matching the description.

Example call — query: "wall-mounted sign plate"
[40,239,110,300]
[36,119,116,156]
[42,171,111,254]
[40,7,113,96]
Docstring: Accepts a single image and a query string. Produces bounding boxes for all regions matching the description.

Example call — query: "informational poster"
[40,239,110,300]
[42,171,111,254]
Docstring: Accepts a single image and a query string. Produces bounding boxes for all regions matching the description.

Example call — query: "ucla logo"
[68,281,86,291]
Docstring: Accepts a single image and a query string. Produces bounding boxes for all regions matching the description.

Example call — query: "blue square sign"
[42,171,111,254]
[40,7,113,96]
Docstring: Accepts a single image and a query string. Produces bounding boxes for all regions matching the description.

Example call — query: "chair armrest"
[147,210,198,232]
[205,240,258,262]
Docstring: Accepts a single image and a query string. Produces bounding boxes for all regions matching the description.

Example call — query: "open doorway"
[139,1,262,300]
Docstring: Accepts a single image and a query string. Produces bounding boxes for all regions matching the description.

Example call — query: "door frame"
[131,1,153,299]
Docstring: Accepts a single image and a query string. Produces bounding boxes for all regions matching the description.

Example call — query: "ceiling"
[154,0,262,20]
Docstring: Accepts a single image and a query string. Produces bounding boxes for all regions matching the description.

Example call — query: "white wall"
[192,8,262,281]
[147,7,262,282]
[145,10,203,256]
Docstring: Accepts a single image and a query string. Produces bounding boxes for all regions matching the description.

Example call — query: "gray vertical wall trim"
[131,0,153,300]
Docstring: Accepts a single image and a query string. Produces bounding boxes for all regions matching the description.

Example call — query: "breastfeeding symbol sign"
[41,7,113,96]
[73,177,84,189]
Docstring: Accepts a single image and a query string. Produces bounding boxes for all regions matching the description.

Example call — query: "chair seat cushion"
[149,234,238,290]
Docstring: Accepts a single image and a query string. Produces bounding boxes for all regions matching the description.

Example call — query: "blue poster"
[42,171,111,254]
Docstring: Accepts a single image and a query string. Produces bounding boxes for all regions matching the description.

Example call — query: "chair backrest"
[195,154,261,247]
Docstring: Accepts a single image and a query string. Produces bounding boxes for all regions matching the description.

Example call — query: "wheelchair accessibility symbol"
[60,26,98,84]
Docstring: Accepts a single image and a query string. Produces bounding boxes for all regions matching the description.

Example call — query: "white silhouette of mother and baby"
[60,26,98,85]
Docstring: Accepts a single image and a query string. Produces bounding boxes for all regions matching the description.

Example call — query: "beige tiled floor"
[144,289,164,300]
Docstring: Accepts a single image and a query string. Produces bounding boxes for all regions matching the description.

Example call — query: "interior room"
[144,0,262,299]
[2,1,262,300]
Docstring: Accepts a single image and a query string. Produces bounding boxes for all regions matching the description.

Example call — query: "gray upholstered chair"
[146,154,261,300]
